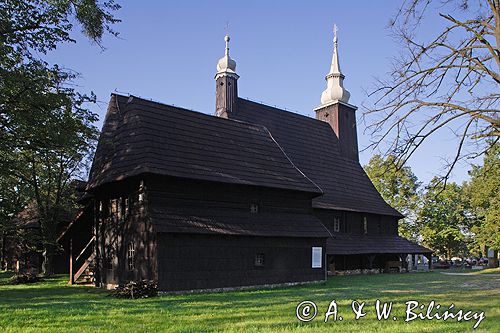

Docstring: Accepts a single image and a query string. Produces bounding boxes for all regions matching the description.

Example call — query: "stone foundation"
[158,279,326,296]
[329,268,383,276]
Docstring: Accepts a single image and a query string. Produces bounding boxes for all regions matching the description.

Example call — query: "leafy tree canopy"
[466,142,500,250]
[0,0,120,273]
[418,179,472,258]
[364,154,421,240]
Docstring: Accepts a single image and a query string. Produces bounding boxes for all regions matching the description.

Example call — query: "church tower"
[314,26,359,161]
[215,35,239,118]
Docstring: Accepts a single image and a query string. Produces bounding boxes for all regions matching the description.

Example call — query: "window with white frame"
[127,242,135,271]
[333,217,340,232]
[312,247,322,268]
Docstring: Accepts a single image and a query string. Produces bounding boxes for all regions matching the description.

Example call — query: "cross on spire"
[224,22,230,55]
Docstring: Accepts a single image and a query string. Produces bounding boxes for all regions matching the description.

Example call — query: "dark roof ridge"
[113,93,282,133]
[237,97,325,125]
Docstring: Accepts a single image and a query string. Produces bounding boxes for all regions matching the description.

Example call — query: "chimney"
[314,25,359,161]
[215,35,239,118]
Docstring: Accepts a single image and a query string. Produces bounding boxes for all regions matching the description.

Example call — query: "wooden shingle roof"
[87,94,322,195]
[150,207,331,238]
[230,99,403,218]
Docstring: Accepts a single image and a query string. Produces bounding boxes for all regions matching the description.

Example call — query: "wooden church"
[67,30,431,292]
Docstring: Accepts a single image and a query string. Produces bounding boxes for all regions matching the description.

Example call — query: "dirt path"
[440,272,500,277]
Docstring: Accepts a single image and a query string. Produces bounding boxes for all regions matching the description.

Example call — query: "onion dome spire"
[320,24,350,105]
[216,35,237,77]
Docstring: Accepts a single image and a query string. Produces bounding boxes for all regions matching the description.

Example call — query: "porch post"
[400,253,408,272]
[93,200,101,287]
[425,253,432,270]
[367,254,376,269]
[68,238,74,285]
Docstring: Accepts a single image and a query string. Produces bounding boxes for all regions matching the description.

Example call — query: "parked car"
[433,260,451,269]
[451,257,463,266]
[479,258,489,266]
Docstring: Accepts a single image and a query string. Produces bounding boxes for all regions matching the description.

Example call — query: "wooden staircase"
[69,236,96,285]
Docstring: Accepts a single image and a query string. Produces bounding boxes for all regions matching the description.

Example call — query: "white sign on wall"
[312,247,322,268]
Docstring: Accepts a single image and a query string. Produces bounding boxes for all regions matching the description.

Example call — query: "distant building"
[67,29,431,292]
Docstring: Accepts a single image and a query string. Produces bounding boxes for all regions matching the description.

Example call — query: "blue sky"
[45,0,474,184]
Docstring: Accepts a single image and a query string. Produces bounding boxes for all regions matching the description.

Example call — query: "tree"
[418,179,472,258]
[466,141,500,252]
[0,172,30,270]
[364,0,500,185]
[364,154,421,240]
[1,0,120,57]
[0,0,120,274]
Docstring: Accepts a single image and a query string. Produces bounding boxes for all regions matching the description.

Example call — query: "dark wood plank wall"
[93,177,157,286]
[147,177,315,215]
[93,176,323,288]
[157,234,325,291]
[148,177,325,291]
[314,208,398,235]
[329,254,400,270]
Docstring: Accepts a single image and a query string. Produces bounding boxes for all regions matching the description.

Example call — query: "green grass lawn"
[0,270,498,333]
[475,267,500,275]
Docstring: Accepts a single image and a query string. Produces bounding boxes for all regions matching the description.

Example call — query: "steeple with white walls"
[215,35,239,118]
[320,24,350,105]
[314,25,359,161]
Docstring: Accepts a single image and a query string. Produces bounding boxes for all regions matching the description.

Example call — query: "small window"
[254,253,265,267]
[127,243,135,271]
[333,217,340,232]
[363,217,368,235]
[250,203,259,214]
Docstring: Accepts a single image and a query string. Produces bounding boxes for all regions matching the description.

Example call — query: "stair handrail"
[75,235,96,263]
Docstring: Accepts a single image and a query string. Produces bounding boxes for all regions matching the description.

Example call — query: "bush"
[9,273,43,285]
[110,280,157,299]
